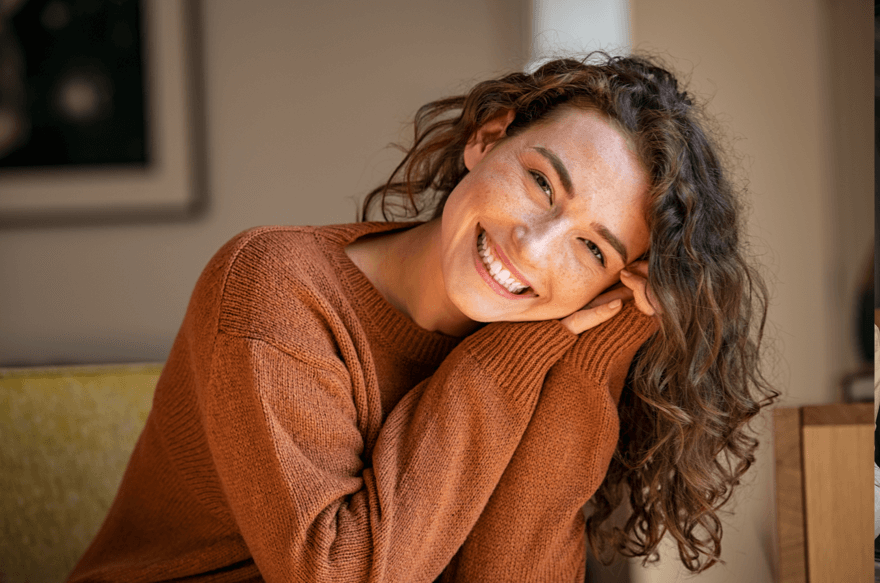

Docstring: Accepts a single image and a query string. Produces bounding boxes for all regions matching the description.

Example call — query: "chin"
[456,298,534,325]
[447,295,491,324]
[444,284,497,324]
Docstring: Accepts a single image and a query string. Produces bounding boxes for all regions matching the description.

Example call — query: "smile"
[477,229,533,296]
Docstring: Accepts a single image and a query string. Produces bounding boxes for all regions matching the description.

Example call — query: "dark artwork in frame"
[0,0,205,227]
[0,0,149,169]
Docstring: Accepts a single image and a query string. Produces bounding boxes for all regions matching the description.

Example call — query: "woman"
[68,53,775,582]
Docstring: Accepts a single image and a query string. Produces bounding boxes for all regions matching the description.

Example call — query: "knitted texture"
[441,303,656,582]
[67,222,653,583]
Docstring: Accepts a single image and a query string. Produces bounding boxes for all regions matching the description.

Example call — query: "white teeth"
[477,230,529,294]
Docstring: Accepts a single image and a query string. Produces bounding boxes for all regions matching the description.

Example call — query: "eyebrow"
[592,222,629,265]
[531,146,630,266]
[532,146,574,199]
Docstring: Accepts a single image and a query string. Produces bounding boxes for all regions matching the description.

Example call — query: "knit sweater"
[67,222,656,583]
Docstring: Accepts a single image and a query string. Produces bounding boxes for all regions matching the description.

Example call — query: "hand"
[560,260,659,335]
[620,260,659,317]
[559,286,626,335]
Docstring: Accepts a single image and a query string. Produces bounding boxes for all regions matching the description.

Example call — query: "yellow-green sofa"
[0,363,163,583]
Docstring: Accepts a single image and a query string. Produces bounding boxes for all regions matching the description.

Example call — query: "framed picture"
[0,0,206,227]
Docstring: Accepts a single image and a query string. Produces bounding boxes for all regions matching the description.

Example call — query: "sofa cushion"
[0,363,162,583]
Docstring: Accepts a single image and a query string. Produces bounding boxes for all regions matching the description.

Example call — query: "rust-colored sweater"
[68,222,655,583]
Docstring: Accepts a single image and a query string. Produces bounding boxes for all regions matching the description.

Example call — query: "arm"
[199,318,577,583]
[440,303,657,582]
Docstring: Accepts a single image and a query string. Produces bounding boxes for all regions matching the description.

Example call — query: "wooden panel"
[802,424,873,583]
[773,407,807,583]
[801,403,873,425]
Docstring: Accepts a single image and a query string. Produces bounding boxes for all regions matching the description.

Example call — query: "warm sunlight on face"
[439,107,651,323]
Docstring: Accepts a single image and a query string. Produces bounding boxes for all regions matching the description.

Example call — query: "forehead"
[520,108,648,202]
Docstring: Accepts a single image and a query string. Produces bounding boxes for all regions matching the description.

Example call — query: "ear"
[463,109,515,170]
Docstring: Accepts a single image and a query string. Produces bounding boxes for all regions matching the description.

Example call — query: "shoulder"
[209,222,409,290]
[217,225,322,268]
[182,225,351,356]
[183,221,417,362]
[220,225,327,288]
[194,226,320,289]
[192,226,326,311]
[227,226,348,333]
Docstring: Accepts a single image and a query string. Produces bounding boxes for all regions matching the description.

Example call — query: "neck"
[349,220,480,337]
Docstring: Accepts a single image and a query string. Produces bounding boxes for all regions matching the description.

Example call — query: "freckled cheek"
[556,281,597,311]
[473,175,523,210]
[548,261,607,307]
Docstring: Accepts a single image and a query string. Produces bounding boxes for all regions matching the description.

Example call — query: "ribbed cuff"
[462,319,577,403]
[560,302,658,376]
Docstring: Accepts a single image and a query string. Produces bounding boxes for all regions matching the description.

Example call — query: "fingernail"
[620,270,631,277]
[607,299,621,309]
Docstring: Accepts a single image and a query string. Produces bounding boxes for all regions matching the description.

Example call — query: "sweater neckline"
[316,222,462,364]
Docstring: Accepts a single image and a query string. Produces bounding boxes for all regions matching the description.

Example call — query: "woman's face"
[439,106,651,323]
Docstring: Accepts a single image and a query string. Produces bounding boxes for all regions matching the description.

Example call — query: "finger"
[586,285,633,310]
[618,269,645,293]
[620,270,657,316]
[622,260,661,316]
[626,260,650,278]
[561,299,622,334]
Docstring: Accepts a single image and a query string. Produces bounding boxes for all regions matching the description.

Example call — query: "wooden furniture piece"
[773,403,874,583]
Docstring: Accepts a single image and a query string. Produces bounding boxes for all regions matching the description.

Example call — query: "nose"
[511,219,568,271]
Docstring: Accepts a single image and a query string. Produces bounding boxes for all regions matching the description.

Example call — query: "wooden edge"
[801,402,873,425]
[773,407,807,583]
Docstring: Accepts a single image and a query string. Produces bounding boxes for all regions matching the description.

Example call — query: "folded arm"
[200,318,577,583]
[441,303,657,582]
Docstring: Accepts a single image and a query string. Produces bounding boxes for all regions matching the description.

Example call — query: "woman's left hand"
[586,260,659,318]
[619,260,659,317]
[560,261,659,334]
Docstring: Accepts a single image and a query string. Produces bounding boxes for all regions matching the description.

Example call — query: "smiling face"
[439,106,651,323]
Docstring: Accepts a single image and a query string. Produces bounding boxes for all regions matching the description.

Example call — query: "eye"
[530,171,553,202]
[583,240,605,267]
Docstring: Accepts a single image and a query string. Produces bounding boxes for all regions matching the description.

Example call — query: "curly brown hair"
[360,52,777,573]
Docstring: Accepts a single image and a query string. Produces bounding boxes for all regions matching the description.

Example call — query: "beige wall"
[0,0,527,366]
[629,1,872,582]
[2,0,871,580]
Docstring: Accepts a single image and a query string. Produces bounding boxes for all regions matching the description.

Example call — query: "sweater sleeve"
[199,314,577,583]
[439,303,657,582]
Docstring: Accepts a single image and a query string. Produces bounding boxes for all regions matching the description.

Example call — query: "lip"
[489,235,533,289]
[474,224,536,300]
